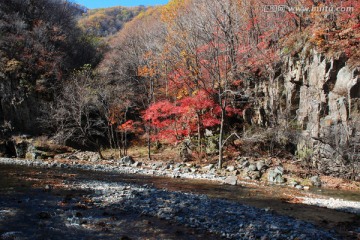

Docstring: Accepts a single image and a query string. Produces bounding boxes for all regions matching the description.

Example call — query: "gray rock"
[268,168,286,184]
[274,166,284,175]
[226,165,236,172]
[231,170,240,176]
[248,170,261,180]
[310,176,322,187]
[203,164,215,171]
[248,164,257,171]
[223,176,237,185]
[289,180,299,188]
[275,175,286,184]
[132,161,142,167]
[256,160,267,171]
[120,156,135,166]
[90,155,100,162]
[205,129,213,137]
[241,160,250,168]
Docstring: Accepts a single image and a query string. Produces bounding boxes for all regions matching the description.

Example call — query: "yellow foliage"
[5,59,22,73]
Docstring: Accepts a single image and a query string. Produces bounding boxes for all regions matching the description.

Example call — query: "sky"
[69,0,169,9]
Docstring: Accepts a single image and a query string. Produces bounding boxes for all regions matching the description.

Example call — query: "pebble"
[65,179,337,239]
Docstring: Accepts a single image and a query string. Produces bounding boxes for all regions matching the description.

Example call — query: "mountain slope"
[78,6,147,37]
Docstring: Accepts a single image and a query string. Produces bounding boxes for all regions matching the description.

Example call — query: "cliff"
[247,47,360,179]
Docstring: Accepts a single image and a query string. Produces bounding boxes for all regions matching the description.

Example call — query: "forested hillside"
[0,0,100,135]
[78,6,147,37]
[0,0,359,178]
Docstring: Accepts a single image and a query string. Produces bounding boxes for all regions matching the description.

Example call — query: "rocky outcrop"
[245,49,360,179]
[0,78,51,135]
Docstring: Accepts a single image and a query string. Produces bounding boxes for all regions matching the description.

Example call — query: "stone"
[295,185,304,190]
[274,175,286,184]
[310,176,322,187]
[205,129,213,137]
[256,160,267,171]
[223,176,237,186]
[190,168,197,173]
[248,170,261,180]
[203,164,215,171]
[241,160,250,168]
[273,166,284,175]
[268,168,286,184]
[90,155,100,162]
[248,164,257,171]
[289,180,299,188]
[132,161,142,167]
[226,165,236,172]
[120,156,135,165]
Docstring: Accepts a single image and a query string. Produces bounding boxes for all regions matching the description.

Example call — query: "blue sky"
[69,0,169,8]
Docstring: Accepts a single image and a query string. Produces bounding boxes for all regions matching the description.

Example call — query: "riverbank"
[1,163,355,239]
[1,157,360,215]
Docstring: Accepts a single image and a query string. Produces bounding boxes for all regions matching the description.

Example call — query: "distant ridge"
[78,6,147,37]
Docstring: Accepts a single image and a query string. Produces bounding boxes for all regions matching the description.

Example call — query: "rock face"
[0,78,49,135]
[244,50,360,179]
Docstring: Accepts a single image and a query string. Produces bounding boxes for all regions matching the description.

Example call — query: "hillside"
[78,6,147,37]
[0,0,99,135]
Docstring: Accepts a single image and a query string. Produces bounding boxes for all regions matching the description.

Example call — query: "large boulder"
[310,175,322,187]
[223,176,238,186]
[119,156,135,166]
[268,166,286,184]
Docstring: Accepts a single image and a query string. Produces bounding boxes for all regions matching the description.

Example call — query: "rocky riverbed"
[1,157,359,215]
[0,163,351,240]
[68,179,337,239]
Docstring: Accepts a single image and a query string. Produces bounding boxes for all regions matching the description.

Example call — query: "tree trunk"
[196,112,202,158]
[147,126,152,160]
[218,109,225,169]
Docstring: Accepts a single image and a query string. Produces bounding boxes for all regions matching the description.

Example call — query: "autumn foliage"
[143,90,226,143]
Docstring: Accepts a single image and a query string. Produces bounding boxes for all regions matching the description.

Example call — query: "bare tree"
[51,65,106,158]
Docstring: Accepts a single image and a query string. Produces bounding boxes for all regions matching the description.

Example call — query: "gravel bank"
[67,179,337,239]
[0,158,224,182]
[300,197,360,214]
